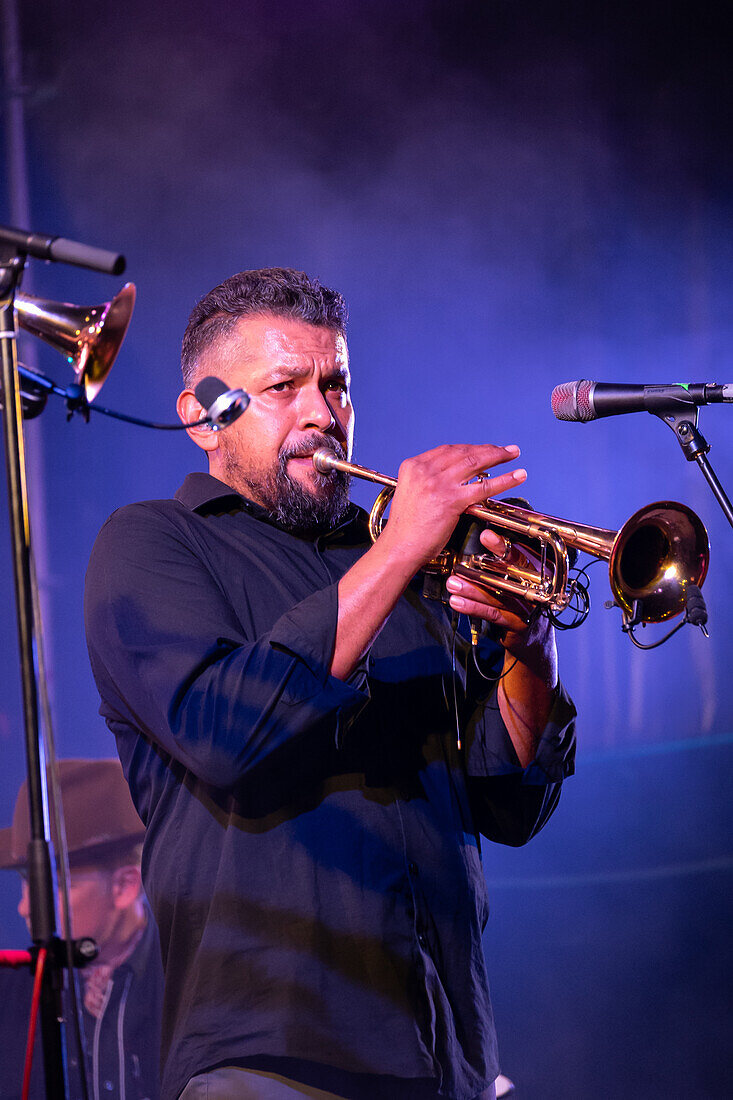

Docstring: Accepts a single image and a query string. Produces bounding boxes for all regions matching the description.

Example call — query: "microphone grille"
[551,380,595,422]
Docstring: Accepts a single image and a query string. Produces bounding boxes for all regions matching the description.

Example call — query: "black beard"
[224,434,351,535]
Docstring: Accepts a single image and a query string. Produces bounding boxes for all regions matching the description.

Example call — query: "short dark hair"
[181,267,348,386]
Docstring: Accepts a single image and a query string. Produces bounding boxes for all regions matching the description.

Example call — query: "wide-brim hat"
[0,758,145,871]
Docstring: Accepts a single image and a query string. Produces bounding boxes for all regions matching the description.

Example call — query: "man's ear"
[177,389,220,452]
[111,865,143,909]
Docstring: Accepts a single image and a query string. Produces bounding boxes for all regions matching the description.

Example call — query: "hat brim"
[0,829,144,872]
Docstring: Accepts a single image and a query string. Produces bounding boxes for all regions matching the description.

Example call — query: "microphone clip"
[657,405,733,531]
[605,585,710,650]
[655,405,709,462]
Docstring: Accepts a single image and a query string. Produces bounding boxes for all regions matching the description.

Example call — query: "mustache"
[279,433,346,464]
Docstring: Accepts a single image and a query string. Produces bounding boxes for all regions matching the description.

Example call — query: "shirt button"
[408,862,418,875]
[104,1083,114,1092]
[418,933,427,947]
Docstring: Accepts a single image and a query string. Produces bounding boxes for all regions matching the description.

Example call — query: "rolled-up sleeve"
[84,504,369,789]
[462,670,577,847]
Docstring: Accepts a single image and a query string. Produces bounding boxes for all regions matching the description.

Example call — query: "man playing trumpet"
[85,268,576,1100]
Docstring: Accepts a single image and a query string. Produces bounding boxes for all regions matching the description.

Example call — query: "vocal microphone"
[194,376,250,429]
[552,379,733,423]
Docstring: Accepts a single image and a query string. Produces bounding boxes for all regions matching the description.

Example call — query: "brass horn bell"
[15,282,136,402]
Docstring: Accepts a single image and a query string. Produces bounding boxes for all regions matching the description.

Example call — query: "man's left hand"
[444,527,557,681]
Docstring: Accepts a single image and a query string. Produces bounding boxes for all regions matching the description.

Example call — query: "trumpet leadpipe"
[313,449,397,489]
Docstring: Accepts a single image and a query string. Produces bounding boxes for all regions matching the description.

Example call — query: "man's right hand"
[331,443,526,682]
[378,443,527,571]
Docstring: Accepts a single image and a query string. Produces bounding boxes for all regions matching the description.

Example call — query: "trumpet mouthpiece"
[313,449,337,474]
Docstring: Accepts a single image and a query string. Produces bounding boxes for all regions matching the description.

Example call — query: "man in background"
[0,758,164,1100]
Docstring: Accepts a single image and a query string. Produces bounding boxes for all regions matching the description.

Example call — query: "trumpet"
[312,450,710,626]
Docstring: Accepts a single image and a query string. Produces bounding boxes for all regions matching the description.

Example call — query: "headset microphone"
[194,376,250,430]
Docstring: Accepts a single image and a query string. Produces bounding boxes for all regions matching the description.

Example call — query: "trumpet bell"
[15,282,136,402]
[610,501,709,622]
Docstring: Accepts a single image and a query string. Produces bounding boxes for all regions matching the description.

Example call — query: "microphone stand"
[0,243,69,1097]
[0,225,127,1100]
[657,407,733,531]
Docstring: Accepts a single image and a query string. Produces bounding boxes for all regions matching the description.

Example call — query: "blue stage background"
[1,3,731,1095]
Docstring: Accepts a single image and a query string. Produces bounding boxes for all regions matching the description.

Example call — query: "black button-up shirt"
[84,473,576,1100]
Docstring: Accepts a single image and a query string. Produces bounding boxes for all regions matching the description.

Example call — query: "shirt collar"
[175,471,259,514]
[175,471,368,545]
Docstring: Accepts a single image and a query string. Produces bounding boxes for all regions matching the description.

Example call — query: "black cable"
[623,584,709,649]
[15,364,211,430]
[625,615,708,650]
[470,643,519,682]
[85,402,209,430]
[450,617,463,750]
[547,557,603,630]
